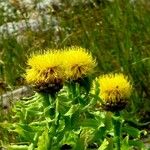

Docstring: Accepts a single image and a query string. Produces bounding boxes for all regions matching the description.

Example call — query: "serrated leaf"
[129,139,145,149]
[122,125,141,138]
[28,143,34,150]
[37,128,50,150]
[65,104,80,116]
[13,124,35,141]
[121,136,131,150]
[98,139,109,150]
[60,131,78,149]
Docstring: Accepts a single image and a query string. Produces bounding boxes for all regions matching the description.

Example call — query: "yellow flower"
[25,51,65,93]
[97,73,132,111]
[63,46,96,80]
[27,51,63,74]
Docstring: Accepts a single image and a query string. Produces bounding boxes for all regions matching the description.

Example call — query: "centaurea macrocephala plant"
[96,73,132,150]
[18,46,96,149]
[5,47,145,150]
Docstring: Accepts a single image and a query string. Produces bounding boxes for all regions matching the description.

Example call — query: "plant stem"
[42,93,58,149]
[48,94,58,150]
[113,111,122,150]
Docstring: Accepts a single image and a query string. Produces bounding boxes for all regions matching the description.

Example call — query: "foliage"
[0,79,147,149]
[0,0,150,149]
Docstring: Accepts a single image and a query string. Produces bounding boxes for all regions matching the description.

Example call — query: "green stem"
[70,81,77,98]
[48,94,58,150]
[113,111,122,150]
[42,93,59,149]
[47,99,60,150]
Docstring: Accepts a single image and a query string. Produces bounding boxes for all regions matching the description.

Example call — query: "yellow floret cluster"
[63,47,96,80]
[25,51,65,85]
[91,73,132,111]
[25,47,96,92]
[98,73,132,103]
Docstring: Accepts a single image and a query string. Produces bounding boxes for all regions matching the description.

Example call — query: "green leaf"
[37,128,50,150]
[65,104,80,116]
[13,124,35,141]
[98,139,109,150]
[28,143,34,150]
[106,138,114,150]
[71,111,80,129]
[60,131,78,148]
[64,116,72,130]
[129,139,145,149]
[93,127,106,141]
[80,119,99,128]
[7,145,28,150]
[122,125,141,138]
[74,137,85,150]
[57,96,72,115]
[121,136,131,150]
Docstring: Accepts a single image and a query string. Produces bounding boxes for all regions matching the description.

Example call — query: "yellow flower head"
[25,51,65,93]
[63,46,96,80]
[97,73,132,111]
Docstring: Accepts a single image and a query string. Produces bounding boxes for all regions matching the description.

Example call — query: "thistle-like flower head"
[63,46,96,80]
[25,51,64,93]
[97,73,132,111]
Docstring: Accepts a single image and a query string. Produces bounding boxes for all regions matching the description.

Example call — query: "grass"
[0,0,150,126]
